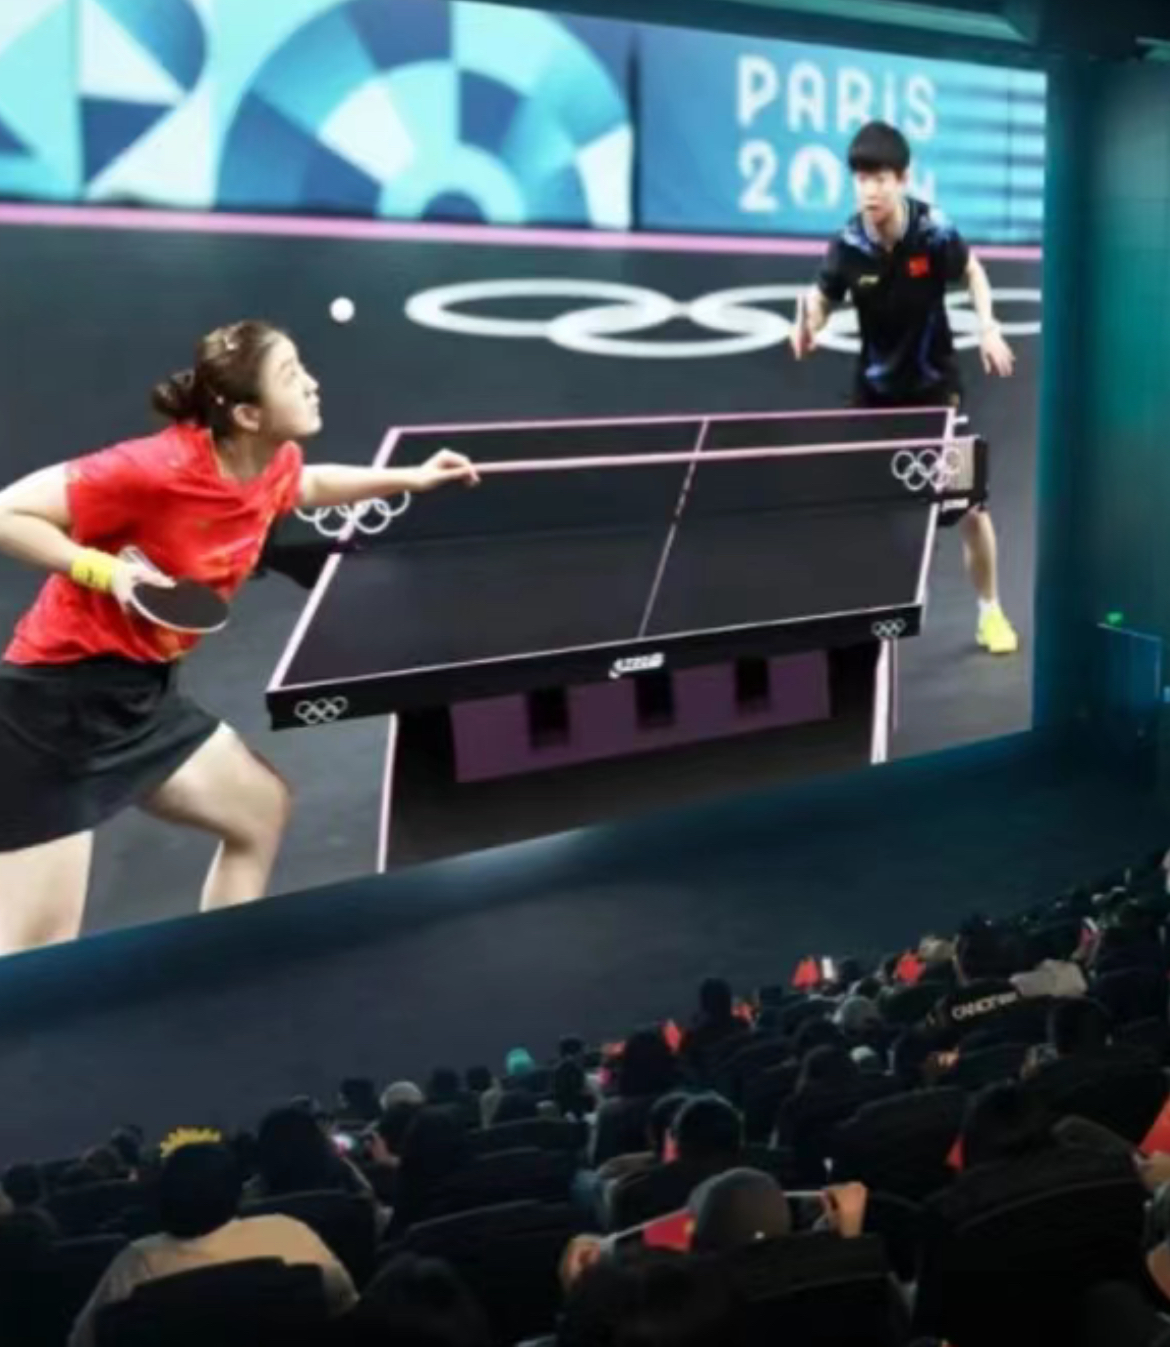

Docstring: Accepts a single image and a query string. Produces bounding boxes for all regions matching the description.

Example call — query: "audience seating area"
[5,847,1170,1345]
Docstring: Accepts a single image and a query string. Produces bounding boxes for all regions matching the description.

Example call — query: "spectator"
[68,1143,356,1347]
[490,1089,540,1125]
[1012,922,1087,999]
[688,1167,793,1253]
[2,1162,44,1211]
[795,1045,859,1094]
[337,1077,381,1125]
[428,1068,465,1107]
[394,1106,470,1230]
[477,1049,538,1128]
[928,924,1022,1042]
[558,1251,733,1347]
[247,1105,378,1207]
[560,1036,587,1062]
[608,1095,744,1232]
[960,1081,1056,1170]
[79,1147,126,1182]
[674,1095,743,1173]
[365,1100,423,1205]
[597,1092,691,1190]
[679,978,749,1083]
[834,995,883,1040]
[465,1065,494,1098]
[343,1253,491,1347]
[593,1030,681,1167]
[792,1017,847,1061]
[109,1126,144,1177]
[553,1058,596,1121]
[380,1080,426,1112]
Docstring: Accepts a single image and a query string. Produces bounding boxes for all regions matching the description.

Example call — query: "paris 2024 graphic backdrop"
[0,1,1043,243]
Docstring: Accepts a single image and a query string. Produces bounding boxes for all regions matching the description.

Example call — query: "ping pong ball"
[330,297,355,324]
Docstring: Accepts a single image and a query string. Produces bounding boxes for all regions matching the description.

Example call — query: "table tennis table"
[268,406,982,735]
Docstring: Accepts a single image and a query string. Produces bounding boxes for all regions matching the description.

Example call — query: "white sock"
[978,598,1001,619]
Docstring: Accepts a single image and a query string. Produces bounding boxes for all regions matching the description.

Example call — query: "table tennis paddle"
[121,547,230,634]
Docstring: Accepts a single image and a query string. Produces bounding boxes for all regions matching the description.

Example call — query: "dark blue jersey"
[816,197,970,399]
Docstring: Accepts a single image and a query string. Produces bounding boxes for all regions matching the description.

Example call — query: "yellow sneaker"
[977,604,1019,655]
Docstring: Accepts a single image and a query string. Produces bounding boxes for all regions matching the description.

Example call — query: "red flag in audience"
[1141,1095,1170,1156]
[895,952,924,984]
[663,1020,682,1053]
[793,957,820,990]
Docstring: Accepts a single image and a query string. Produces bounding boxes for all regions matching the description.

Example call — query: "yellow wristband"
[70,549,118,594]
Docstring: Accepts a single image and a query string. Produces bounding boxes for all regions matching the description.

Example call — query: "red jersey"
[6,425,303,665]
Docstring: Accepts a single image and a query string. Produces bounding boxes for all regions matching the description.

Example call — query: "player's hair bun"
[150,369,201,423]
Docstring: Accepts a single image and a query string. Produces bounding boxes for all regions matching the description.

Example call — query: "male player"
[792,120,1019,655]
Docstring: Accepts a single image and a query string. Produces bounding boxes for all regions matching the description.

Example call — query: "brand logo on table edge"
[609,653,666,680]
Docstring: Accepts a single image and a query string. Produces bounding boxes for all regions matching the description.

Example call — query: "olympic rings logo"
[891,447,965,494]
[872,619,908,641]
[294,696,350,726]
[405,280,1041,361]
[295,495,412,539]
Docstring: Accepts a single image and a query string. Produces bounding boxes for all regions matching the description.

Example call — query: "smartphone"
[333,1132,357,1155]
[821,957,836,983]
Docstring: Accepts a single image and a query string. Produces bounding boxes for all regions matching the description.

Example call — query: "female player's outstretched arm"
[297,449,479,511]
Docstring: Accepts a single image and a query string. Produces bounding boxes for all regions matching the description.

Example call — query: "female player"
[0,320,477,958]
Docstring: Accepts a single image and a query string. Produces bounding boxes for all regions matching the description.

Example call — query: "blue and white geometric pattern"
[0,0,80,200]
[215,0,633,226]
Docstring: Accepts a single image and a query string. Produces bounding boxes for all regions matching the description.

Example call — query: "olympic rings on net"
[891,446,964,493]
[872,619,908,641]
[405,279,1042,360]
[294,697,350,726]
[295,494,412,539]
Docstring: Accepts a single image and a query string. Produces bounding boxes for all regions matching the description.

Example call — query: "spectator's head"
[891,1030,932,1090]
[1,1164,42,1209]
[338,1077,380,1121]
[553,1058,593,1120]
[355,1254,490,1347]
[505,1048,537,1079]
[1049,997,1113,1057]
[255,1104,336,1194]
[834,995,882,1038]
[559,1036,587,1061]
[955,924,1017,983]
[427,1068,463,1105]
[371,1101,423,1167]
[465,1066,493,1096]
[559,1253,732,1347]
[616,1029,679,1099]
[674,1094,743,1169]
[793,1017,846,1061]
[381,1080,426,1111]
[399,1107,469,1187]
[689,1167,792,1253]
[109,1126,144,1173]
[157,1143,242,1239]
[647,1093,691,1159]
[491,1089,539,1125]
[698,977,734,1023]
[796,1045,859,1093]
[962,1082,1055,1168]
[80,1147,124,1181]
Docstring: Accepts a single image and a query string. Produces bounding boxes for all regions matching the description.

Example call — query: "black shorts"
[0,656,219,852]
[850,377,964,411]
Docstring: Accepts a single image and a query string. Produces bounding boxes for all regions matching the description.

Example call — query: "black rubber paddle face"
[128,579,229,633]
